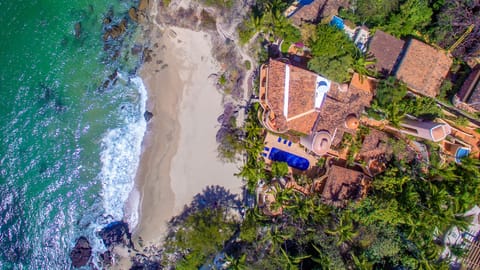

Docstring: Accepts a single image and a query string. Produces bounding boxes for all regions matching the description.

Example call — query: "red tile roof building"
[395,39,453,97]
[259,59,328,134]
[367,32,452,97]
[259,59,374,156]
[321,165,370,207]
[367,30,405,75]
[455,65,480,112]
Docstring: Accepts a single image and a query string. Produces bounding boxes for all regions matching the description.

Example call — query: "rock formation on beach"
[69,237,92,268]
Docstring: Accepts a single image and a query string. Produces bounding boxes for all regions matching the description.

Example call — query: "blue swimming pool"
[268,147,310,171]
[455,147,470,163]
[330,16,344,30]
[298,0,314,5]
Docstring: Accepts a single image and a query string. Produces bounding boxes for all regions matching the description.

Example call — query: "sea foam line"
[98,75,147,231]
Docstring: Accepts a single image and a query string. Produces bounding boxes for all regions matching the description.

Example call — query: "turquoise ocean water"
[0,0,146,268]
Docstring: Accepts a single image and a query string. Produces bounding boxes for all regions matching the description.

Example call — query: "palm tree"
[310,244,331,267]
[352,54,376,81]
[351,253,374,270]
[278,247,310,270]
[262,225,292,254]
[325,211,358,246]
[225,254,247,270]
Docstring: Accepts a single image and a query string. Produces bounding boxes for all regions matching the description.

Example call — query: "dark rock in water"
[130,254,160,270]
[40,83,53,101]
[70,236,92,268]
[103,19,128,41]
[103,16,112,25]
[131,44,143,55]
[100,250,113,267]
[74,22,82,39]
[108,69,118,83]
[97,70,118,92]
[98,221,133,248]
[144,111,153,122]
[55,98,67,112]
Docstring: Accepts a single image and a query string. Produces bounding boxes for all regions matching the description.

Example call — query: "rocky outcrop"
[74,22,82,39]
[129,7,139,22]
[98,221,133,248]
[70,236,92,268]
[103,19,128,41]
[130,254,160,270]
[97,69,118,92]
[144,110,153,122]
[138,0,149,11]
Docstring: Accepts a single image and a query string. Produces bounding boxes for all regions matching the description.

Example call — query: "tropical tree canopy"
[307,24,358,82]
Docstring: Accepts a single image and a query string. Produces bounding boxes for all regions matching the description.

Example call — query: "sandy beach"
[131,23,242,247]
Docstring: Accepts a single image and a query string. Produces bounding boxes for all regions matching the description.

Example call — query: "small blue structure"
[268,147,310,171]
[330,16,344,30]
[455,147,470,163]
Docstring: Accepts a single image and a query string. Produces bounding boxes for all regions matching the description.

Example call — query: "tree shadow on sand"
[167,185,243,228]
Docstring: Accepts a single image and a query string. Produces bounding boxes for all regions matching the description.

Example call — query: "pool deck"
[262,132,318,169]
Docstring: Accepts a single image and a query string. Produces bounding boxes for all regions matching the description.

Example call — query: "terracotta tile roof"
[458,65,480,111]
[321,165,369,206]
[289,0,348,26]
[358,129,392,160]
[349,73,377,94]
[265,59,324,134]
[367,30,405,75]
[464,238,480,270]
[315,81,373,136]
[395,39,453,97]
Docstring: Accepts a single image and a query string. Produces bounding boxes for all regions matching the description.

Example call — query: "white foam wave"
[98,76,147,230]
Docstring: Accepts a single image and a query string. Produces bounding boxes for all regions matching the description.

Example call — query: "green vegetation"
[236,104,267,192]
[454,116,470,127]
[271,161,289,178]
[237,0,300,46]
[244,60,251,70]
[370,77,443,126]
[307,24,358,82]
[199,0,234,9]
[218,73,227,85]
[169,208,237,268]
[340,0,433,38]
[162,156,479,269]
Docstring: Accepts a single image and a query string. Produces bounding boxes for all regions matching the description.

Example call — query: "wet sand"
[132,24,241,247]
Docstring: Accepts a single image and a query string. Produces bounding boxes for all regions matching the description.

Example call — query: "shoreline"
[130,23,242,248]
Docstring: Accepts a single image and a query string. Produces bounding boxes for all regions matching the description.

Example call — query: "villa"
[259,59,374,156]
[259,58,332,135]
[300,73,374,156]
[367,30,453,97]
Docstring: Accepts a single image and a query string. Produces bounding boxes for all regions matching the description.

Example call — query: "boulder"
[144,111,153,122]
[131,254,160,270]
[70,236,92,268]
[98,221,133,248]
[129,7,138,22]
[74,22,82,39]
[103,19,128,41]
[100,250,113,267]
[138,0,149,11]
